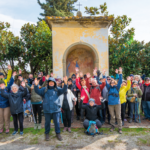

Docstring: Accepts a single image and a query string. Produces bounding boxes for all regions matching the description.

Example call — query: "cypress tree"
[38,0,78,20]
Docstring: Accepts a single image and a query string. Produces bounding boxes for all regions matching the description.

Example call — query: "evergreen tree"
[38,0,78,20]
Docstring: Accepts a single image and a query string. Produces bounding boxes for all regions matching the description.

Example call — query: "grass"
[29,137,39,145]
[137,137,150,146]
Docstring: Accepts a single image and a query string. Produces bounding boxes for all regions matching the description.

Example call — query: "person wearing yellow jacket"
[0,65,12,87]
[119,76,131,126]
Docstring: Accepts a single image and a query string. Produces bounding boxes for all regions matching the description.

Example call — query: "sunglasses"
[107,79,111,80]
[72,77,76,79]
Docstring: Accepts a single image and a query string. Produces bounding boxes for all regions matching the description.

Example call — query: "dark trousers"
[121,103,126,121]
[44,112,60,134]
[83,119,102,129]
[75,96,80,117]
[129,102,139,120]
[62,109,72,127]
[142,101,150,119]
[105,101,111,122]
[80,103,86,119]
[125,101,130,117]
[12,112,24,132]
[32,104,42,123]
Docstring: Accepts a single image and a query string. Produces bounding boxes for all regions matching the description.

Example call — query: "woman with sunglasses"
[102,67,123,134]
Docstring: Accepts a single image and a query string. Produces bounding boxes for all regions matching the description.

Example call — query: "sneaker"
[20,131,23,136]
[38,124,41,130]
[118,129,122,134]
[129,118,132,123]
[34,124,38,130]
[110,126,115,132]
[12,131,18,135]
[63,127,67,132]
[0,129,3,134]
[5,129,9,134]
[68,128,71,133]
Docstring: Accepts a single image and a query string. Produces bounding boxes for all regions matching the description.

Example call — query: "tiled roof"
[46,16,114,21]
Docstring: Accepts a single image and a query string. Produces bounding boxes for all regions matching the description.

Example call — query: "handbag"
[127,88,136,103]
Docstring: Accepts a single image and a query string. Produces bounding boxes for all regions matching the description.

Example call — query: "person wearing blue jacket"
[0,72,15,134]
[34,76,68,141]
[103,67,123,134]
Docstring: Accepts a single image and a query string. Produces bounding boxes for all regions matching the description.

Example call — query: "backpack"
[85,121,99,136]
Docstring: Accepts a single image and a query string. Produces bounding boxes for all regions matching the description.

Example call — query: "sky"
[0,0,150,43]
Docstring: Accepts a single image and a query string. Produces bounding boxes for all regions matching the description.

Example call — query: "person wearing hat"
[127,80,143,123]
[80,98,105,130]
[34,76,68,141]
[0,65,12,87]
[130,74,134,85]
[0,72,16,134]
[141,77,150,120]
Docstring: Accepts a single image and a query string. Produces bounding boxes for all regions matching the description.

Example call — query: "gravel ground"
[0,129,150,150]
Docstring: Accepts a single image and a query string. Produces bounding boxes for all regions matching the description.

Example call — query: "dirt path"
[0,128,150,150]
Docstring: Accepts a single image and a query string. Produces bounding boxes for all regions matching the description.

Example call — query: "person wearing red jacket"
[76,72,90,122]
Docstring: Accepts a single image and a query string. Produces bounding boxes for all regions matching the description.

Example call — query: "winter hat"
[89,98,95,103]
[145,77,150,81]
[68,78,72,82]
[0,80,5,85]
[71,74,76,78]
[130,74,134,77]
[111,76,114,79]
[132,81,138,85]
[0,72,4,76]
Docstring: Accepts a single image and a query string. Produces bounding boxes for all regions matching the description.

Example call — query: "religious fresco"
[66,49,95,77]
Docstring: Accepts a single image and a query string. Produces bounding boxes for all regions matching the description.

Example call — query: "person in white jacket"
[59,83,77,133]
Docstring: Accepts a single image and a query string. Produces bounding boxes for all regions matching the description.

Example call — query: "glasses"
[107,79,111,80]
[72,77,76,79]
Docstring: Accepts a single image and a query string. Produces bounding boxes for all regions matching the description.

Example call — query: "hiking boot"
[0,129,3,134]
[122,121,124,126]
[12,131,18,135]
[118,129,122,134]
[68,128,71,133]
[135,119,139,123]
[34,124,38,130]
[38,124,41,130]
[56,134,62,141]
[110,126,115,132]
[129,118,132,123]
[45,134,50,141]
[5,129,9,134]
[20,131,23,136]
[63,127,67,132]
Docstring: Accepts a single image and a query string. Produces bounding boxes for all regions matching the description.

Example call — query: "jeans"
[44,112,60,134]
[83,119,102,129]
[23,100,31,116]
[142,101,150,119]
[12,112,24,132]
[129,102,139,120]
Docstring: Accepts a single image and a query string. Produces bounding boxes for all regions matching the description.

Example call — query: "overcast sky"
[0,0,150,43]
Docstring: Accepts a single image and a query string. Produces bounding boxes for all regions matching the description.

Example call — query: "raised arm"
[125,77,131,92]
[116,67,123,90]
[7,76,14,92]
[99,79,106,90]
[76,77,82,91]
[58,76,68,95]
[0,89,9,99]
[5,65,12,83]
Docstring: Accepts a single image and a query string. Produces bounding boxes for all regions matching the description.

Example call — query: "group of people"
[0,65,150,141]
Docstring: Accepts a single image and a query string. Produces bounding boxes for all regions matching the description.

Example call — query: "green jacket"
[127,88,143,103]
[26,81,47,103]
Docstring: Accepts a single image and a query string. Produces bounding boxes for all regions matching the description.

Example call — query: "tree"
[20,21,52,74]
[38,0,78,20]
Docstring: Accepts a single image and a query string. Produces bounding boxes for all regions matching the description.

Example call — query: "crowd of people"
[0,65,150,141]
